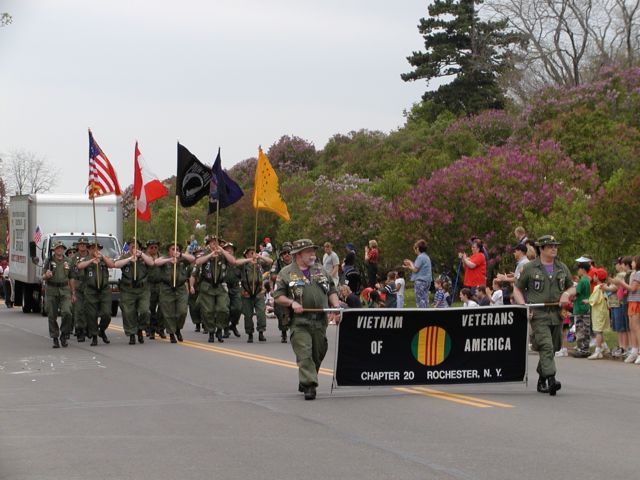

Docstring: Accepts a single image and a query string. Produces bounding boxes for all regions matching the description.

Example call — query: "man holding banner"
[274,239,341,400]
[512,235,575,396]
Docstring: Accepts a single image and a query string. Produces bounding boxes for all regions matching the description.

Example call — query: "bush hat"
[52,240,66,250]
[75,237,90,246]
[535,235,561,247]
[290,239,318,255]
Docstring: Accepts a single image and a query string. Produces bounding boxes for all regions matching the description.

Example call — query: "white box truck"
[8,194,123,315]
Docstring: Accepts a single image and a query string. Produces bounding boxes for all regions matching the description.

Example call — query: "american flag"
[33,226,42,244]
[88,129,121,199]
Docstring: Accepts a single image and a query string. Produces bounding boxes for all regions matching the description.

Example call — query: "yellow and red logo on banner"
[411,326,452,366]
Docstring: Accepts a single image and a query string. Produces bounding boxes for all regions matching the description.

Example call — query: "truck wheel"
[111,302,119,317]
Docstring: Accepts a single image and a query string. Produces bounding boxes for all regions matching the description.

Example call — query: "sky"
[0,0,428,194]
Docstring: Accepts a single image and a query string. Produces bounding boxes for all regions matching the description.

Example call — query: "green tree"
[1,13,11,27]
[402,0,524,115]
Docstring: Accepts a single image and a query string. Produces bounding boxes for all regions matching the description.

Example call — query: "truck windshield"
[48,236,120,258]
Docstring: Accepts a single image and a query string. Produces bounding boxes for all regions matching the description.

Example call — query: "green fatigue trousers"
[120,285,151,336]
[242,292,266,334]
[84,286,112,337]
[290,318,328,388]
[149,282,164,334]
[530,319,563,377]
[159,283,189,335]
[228,288,242,328]
[189,290,201,325]
[73,285,87,335]
[274,303,290,333]
[46,286,73,338]
[197,283,229,332]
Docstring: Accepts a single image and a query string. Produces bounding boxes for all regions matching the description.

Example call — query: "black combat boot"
[247,333,253,343]
[258,331,266,342]
[547,376,562,396]
[90,335,98,346]
[99,329,110,344]
[52,337,60,348]
[194,323,200,332]
[176,330,183,342]
[169,333,177,344]
[223,328,230,338]
[129,334,136,345]
[137,330,144,344]
[158,330,167,339]
[216,329,224,343]
[208,331,215,343]
[149,330,155,340]
[77,330,85,343]
[231,325,241,337]
[304,386,317,401]
[536,376,549,393]
[281,331,287,343]
[60,333,68,348]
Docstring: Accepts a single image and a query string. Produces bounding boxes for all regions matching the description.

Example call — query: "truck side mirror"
[29,241,40,265]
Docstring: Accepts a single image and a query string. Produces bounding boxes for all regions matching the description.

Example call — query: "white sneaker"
[601,342,610,354]
[555,348,568,357]
[624,352,638,363]
[635,355,640,365]
[589,338,596,348]
[588,349,603,360]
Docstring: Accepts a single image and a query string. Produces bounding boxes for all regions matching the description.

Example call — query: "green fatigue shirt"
[159,256,191,286]
[226,263,241,293]
[69,254,89,286]
[118,253,149,287]
[147,257,162,284]
[240,263,265,297]
[85,260,110,290]
[199,250,227,286]
[190,264,202,288]
[273,262,337,324]
[43,256,71,288]
[516,257,572,325]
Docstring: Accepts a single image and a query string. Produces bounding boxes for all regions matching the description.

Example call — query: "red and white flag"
[88,129,121,198]
[134,142,168,222]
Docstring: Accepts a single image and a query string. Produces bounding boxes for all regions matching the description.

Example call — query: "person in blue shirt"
[403,239,432,308]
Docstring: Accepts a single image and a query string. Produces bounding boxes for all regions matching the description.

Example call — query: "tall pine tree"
[402,0,524,116]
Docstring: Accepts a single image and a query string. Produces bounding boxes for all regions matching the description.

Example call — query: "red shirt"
[463,252,486,287]
[367,248,379,264]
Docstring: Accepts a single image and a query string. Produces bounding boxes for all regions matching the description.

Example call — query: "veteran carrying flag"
[208,147,244,239]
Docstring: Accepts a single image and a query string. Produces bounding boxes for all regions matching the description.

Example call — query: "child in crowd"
[475,286,490,306]
[556,303,573,357]
[395,270,405,308]
[460,288,478,307]
[378,271,398,308]
[611,255,640,364]
[433,278,449,308]
[588,268,610,359]
[489,278,504,305]
[603,257,630,358]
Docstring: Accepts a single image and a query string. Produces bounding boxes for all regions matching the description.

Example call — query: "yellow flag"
[252,147,290,221]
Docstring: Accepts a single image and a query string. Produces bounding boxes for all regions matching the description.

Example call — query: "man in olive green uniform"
[195,236,237,343]
[270,242,293,343]
[222,242,242,338]
[43,241,74,348]
[189,249,204,332]
[513,235,576,396]
[69,237,91,342]
[115,239,155,345]
[238,247,273,343]
[154,243,195,343]
[77,242,116,346]
[145,240,165,339]
[274,239,341,400]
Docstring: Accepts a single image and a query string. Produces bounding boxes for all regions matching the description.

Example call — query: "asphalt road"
[1,305,639,480]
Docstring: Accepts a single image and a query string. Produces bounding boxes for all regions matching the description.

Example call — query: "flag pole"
[133,198,138,279]
[252,209,259,288]
[173,195,178,288]
[213,199,220,282]
[91,190,101,288]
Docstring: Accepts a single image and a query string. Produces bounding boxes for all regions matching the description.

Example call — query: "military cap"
[243,246,256,256]
[535,235,561,247]
[290,238,318,255]
[65,247,77,256]
[126,238,143,249]
[146,239,160,247]
[223,242,237,251]
[280,242,293,254]
[75,237,90,246]
[52,240,66,250]
[88,242,104,249]
[205,235,219,244]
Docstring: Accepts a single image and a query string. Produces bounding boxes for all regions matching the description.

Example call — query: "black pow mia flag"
[177,143,212,208]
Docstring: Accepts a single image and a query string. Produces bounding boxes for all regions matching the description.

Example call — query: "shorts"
[611,305,630,332]
[627,301,640,317]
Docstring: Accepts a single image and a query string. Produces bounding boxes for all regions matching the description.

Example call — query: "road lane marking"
[107,325,513,408]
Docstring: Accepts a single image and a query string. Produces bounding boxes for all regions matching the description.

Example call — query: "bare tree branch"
[5,150,58,195]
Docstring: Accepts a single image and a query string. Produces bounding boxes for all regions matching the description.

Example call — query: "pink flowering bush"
[393,141,600,264]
